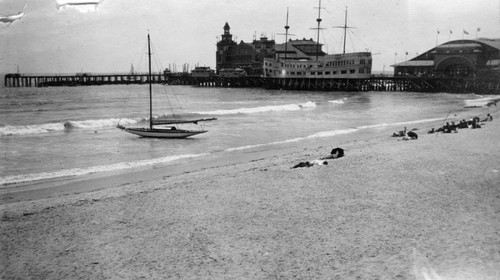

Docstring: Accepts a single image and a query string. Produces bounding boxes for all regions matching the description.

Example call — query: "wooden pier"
[4,73,500,94]
[185,76,500,94]
[3,73,167,87]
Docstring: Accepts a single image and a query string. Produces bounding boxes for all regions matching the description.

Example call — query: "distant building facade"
[393,38,500,78]
[191,66,215,77]
[216,22,275,76]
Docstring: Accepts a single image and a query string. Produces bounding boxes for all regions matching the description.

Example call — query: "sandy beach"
[1,106,499,279]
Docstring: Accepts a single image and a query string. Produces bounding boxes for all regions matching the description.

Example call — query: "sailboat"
[118,33,217,139]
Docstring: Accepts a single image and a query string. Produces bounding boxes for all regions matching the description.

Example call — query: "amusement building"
[393,38,500,78]
[216,22,275,76]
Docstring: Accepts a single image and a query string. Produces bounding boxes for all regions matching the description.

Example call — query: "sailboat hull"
[123,127,207,139]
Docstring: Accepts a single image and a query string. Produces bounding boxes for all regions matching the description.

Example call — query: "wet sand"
[1,106,499,279]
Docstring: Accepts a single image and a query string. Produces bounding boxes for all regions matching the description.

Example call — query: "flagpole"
[436,30,439,47]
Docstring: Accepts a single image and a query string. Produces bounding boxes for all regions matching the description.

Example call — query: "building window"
[350,69,356,74]
[359,68,364,73]
[341,70,347,74]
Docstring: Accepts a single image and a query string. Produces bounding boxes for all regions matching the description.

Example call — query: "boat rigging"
[118,33,217,139]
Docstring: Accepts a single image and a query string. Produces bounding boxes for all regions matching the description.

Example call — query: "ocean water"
[0,84,490,186]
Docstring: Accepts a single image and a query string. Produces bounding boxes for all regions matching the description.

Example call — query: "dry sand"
[1,106,499,279]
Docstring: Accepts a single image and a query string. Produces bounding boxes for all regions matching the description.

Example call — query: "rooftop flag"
[463,29,469,35]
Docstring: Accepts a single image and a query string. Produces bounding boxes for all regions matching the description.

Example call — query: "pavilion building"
[393,38,500,78]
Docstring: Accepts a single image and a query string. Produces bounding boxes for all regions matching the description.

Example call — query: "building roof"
[437,43,481,49]
[393,60,434,67]
[394,38,500,68]
[477,38,500,51]
[274,39,325,59]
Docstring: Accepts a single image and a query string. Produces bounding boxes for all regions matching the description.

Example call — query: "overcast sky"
[1,0,499,74]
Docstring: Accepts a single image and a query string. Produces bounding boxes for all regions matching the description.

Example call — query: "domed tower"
[216,22,236,74]
[221,22,233,42]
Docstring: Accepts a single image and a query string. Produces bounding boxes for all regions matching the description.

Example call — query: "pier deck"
[3,73,166,88]
[4,73,500,94]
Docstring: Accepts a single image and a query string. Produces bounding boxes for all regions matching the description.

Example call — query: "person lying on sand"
[291,159,328,169]
[481,114,493,122]
[392,127,407,137]
[292,147,344,169]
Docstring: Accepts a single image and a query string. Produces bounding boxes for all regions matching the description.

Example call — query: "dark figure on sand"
[482,114,493,122]
[407,131,418,139]
[292,147,344,169]
[320,147,344,159]
[291,160,328,169]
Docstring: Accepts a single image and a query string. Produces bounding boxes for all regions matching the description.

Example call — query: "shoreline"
[1,106,493,204]
[1,106,499,279]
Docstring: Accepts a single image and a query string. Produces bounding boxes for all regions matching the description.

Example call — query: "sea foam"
[223,117,445,153]
[196,101,317,115]
[464,95,500,107]
[0,118,138,136]
[328,98,345,104]
[0,153,208,186]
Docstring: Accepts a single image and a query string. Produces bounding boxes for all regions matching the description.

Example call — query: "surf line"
[195,101,317,115]
[223,117,445,153]
[0,118,139,136]
[0,153,209,187]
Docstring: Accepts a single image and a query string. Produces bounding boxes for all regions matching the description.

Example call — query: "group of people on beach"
[390,112,494,140]
[292,112,494,169]
[392,127,418,140]
[427,113,493,134]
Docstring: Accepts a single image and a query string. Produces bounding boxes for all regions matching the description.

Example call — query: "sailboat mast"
[147,33,153,130]
[315,0,322,61]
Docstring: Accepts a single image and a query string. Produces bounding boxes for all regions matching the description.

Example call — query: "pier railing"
[4,73,500,94]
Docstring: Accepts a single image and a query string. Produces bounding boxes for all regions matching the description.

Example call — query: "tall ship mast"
[333,6,355,54]
[263,0,372,79]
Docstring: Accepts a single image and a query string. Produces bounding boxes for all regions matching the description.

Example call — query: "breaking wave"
[196,101,317,115]
[328,98,345,104]
[0,153,208,186]
[464,95,500,107]
[0,118,138,136]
